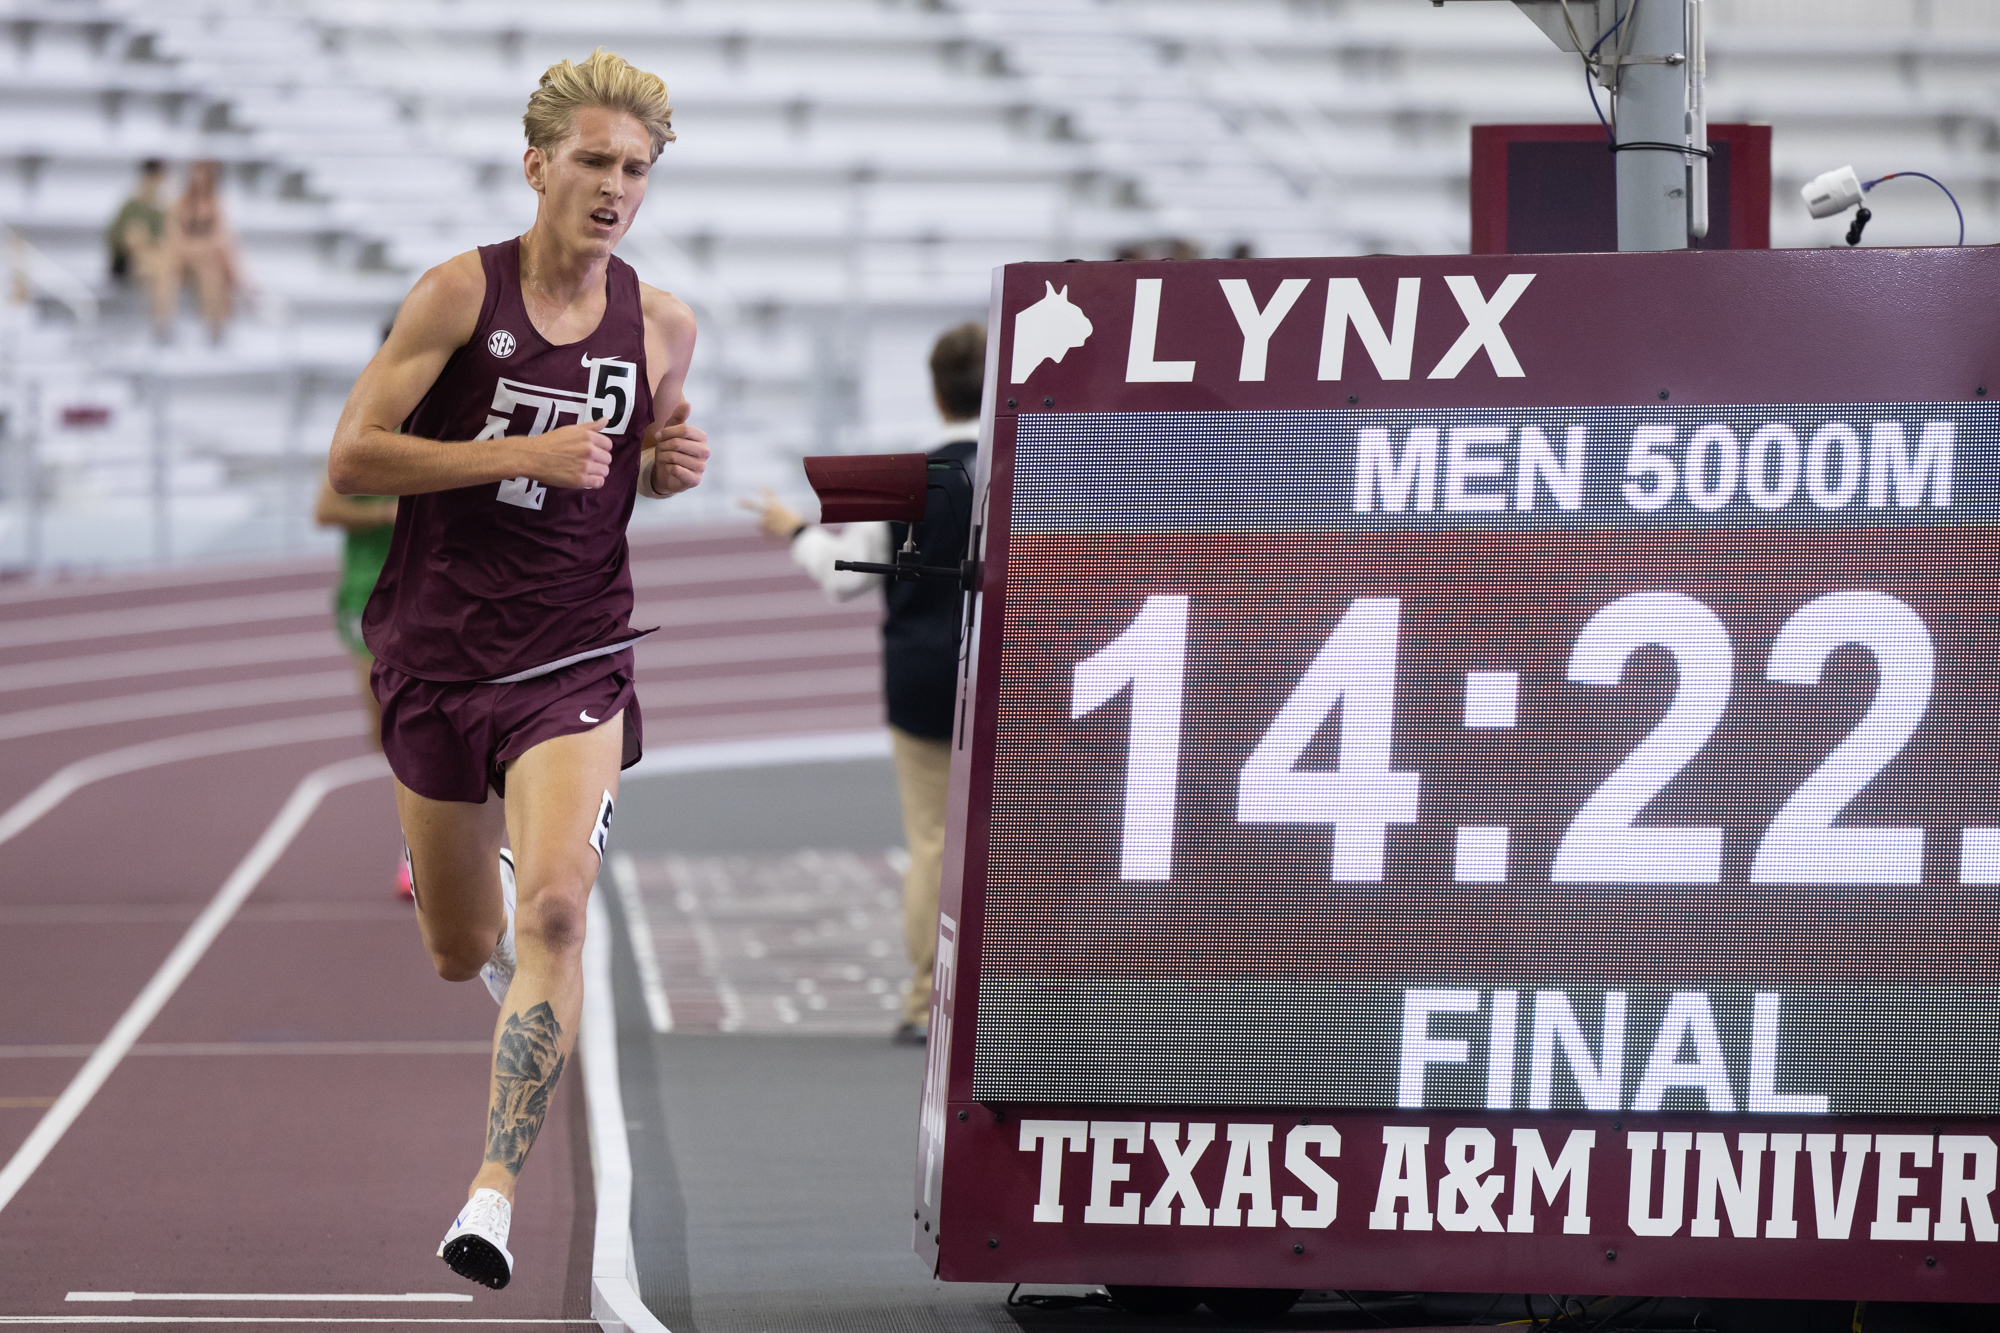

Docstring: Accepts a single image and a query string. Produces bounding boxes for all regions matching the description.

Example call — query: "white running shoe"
[437,1187,514,1289]
[479,849,517,1006]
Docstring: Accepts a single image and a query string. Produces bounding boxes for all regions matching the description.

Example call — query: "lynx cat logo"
[1010,282,1092,384]
[488,329,516,358]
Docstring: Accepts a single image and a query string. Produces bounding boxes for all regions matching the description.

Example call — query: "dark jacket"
[882,436,976,739]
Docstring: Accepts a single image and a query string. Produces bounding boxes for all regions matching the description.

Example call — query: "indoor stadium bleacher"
[0,0,1994,572]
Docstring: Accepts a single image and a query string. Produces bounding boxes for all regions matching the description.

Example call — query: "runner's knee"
[423,919,498,981]
[517,881,589,956]
[414,882,506,981]
[428,941,488,984]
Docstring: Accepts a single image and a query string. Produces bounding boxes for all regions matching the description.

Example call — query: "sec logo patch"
[488,329,516,358]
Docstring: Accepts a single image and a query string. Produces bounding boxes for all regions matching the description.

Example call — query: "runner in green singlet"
[315,474,406,897]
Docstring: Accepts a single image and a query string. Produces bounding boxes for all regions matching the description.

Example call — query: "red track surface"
[0,523,881,1325]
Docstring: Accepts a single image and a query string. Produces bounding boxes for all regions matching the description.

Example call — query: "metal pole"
[23,378,41,572]
[1686,0,1708,241]
[843,166,869,454]
[283,368,306,550]
[151,374,170,563]
[1615,0,1691,252]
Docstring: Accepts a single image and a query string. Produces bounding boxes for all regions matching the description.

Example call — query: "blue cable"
[1584,2,1630,142]
[1863,171,1965,246]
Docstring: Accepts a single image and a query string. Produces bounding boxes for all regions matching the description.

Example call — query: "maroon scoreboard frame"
[915,246,2000,1303]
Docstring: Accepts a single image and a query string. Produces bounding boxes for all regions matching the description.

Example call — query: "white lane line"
[623,728,889,778]
[580,891,673,1333]
[68,1294,471,1304]
[0,1042,492,1059]
[0,554,834,652]
[0,1047,93,1058]
[0,906,202,924]
[624,522,757,552]
[626,551,800,587]
[0,633,343,696]
[0,713,363,850]
[607,854,671,1033]
[644,590,875,629]
[633,704,884,745]
[584,731,900,1331]
[0,901,411,925]
[128,1042,492,1057]
[634,666,881,712]
[657,861,743,1034]
[629,625,876,669]
[0,1320,594,1326]
[0,558,330,608]
[0,519,745,613]
[0,753,390,1219]
[0,624,875,702]
[0,591,329,651]
[0,671,356,742]
[0,661,878,743]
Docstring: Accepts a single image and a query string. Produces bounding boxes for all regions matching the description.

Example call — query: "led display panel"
[978,401,1998,1117]
[916,249,2000,1303]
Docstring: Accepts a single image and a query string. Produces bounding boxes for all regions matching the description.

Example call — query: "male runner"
[325,48,707,1289]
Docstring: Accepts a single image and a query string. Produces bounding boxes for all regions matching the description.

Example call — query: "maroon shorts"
[371,654,644,804]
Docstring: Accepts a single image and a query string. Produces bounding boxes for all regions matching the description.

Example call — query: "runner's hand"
[524,418,614,489]
[645,401,709,497]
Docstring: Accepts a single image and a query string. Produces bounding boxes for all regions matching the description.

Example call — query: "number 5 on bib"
[584,356,639,435]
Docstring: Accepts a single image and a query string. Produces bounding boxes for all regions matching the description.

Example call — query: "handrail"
[3,227,98,328]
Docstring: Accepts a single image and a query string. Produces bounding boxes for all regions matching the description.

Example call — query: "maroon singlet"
[362,238,656,683]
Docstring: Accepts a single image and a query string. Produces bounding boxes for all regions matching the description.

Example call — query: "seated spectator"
[152,159,246,344]
[107,159,167,284]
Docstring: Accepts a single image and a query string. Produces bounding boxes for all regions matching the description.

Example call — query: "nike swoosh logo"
[580,710,600,723]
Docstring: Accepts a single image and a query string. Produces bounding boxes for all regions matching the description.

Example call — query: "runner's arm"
[636,284,707,500]
[313,474,397,530]
[327,252,614,496]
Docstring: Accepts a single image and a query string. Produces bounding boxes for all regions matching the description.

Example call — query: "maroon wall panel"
[1471,123,1772,254]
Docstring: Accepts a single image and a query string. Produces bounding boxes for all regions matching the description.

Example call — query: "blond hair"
[523,48,675,161]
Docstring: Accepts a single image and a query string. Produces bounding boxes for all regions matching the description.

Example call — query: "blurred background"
[0,0,1995,573]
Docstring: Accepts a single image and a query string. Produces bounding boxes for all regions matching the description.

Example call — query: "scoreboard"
[914,246,2000,1303]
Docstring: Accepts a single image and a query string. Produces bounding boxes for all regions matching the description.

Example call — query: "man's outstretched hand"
[645,401,710,496]
[740,487,807,541]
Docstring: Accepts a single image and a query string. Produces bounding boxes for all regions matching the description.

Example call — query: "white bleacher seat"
[0,0,1994,570]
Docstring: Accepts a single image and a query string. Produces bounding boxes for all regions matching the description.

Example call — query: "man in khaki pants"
[744,323,983,1043]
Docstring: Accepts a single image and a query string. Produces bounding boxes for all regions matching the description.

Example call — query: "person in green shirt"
[107,159,167,283]
[315,474,405,896]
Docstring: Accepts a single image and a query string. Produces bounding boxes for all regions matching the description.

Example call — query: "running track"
[0,523,881,1325]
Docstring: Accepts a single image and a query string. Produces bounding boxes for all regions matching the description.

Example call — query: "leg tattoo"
[484,1002,566,1176]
